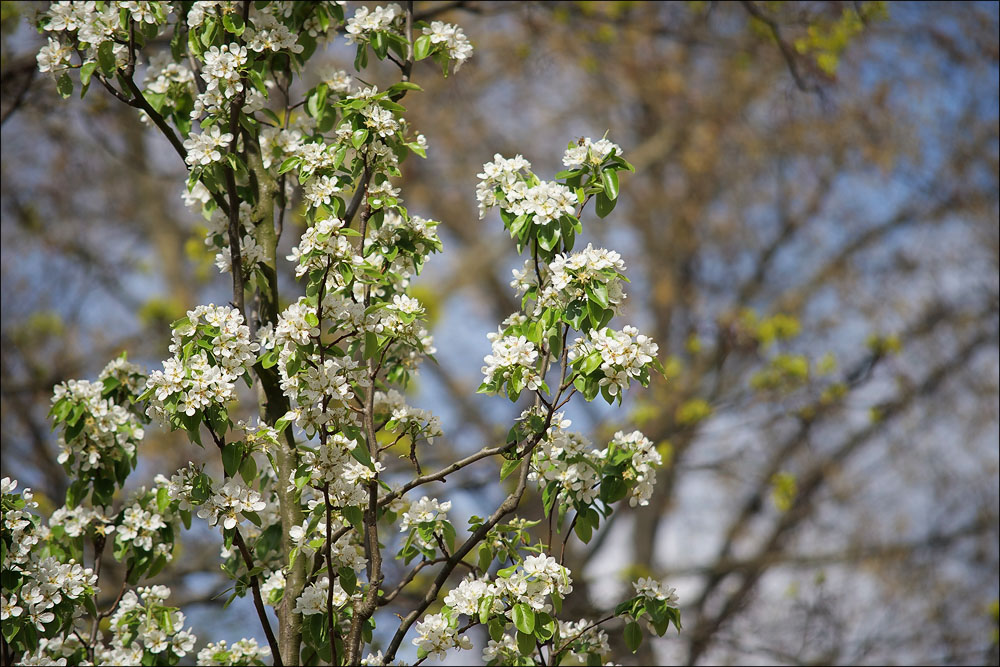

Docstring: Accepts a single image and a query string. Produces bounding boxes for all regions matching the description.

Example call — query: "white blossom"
[183,125,233,167]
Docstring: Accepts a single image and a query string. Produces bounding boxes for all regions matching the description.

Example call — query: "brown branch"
[383,449,536,663]
[0,62,36,127]
[322,484,341,667]
[223,89,248,323]
[207,426,283,665]
[739,1,822,95]
[684,327,995,664]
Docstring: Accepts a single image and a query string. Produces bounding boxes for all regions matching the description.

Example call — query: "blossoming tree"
[2,2,680,665]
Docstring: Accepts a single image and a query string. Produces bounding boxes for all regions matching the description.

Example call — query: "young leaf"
[413,34,433,61]
[595,192,617,218]
[56,73,73,99]
[97,41,116,74]
[500,457,522,481]
[601,168,620,200]
[625,621,642,653]
[512,602,535,635]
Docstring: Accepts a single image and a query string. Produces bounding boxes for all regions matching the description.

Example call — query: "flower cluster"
[116,502,166,552]
[2,478,101,660]
[36,36,73,73]
[184,125,233,167]
[562,136,623,169]
[511,181,577,227]
[196,638,272,666]
[144,304,258,426]
[49,357,147,504]
[8,556,97,632]
[480,333,543,397]
[570,325,659,398]
[443,575,503,616]
[421,21,474,70]
[102,585,197,662]
[197,478,266,531]
[299,433,375,506]
[49,503,113,539]
[475,153,532,219]
[555,618,611,663]
[35,1,168,78]
[398,495,453,555]
[215,232,268,276]
[374,389,443,445]
[293,575,350,615]
[245,9,303,54]
[286,218,357,278]
[483,633,520,664]
[303,174,345,209]
[289,513,367,574]
[530,422,603,505]
[144,50,196,97]
[364,210,443,279]
[475,152,576,228]
[276,345,368,434]
[633,576,679,605]
[608,431,663,507]
[202,43,248,98]
[345,3,402,45]
[501,554,574,613]
[412,612,473,660]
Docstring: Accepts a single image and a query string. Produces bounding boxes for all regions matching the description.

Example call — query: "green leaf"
[600,476,628,504]
[516,629,535,656]
[364,331,381,360]
[534,612,556,641]
[222,13,244,35]
[500,457,522,481]
[248,69,268,97]
[157,486,170,514]
[488,617,505,642]
[350,441,373,468]
[478,595,494,625]
[277,157,300,175]
[79,62,97,88]
[200,16,219,47]
[351,128,369,149]
[222,443,242,478]
[353,42,369,71]
[512,602,535,635]
[478,544,493,573]
[578,351,603,376]
[56,73,73,99]
[387,81,423,95]
[93,478,115,507]
[98,41,116,74]
[537,222,559,252]
[588,298,605,328]
[371,30,388,58]
[595,192,616,218]
[307,84,328,119]
[542,482,559,517]
[342,506,363,533]
[413,34,433,61]
[496,565,517,579]
[239,454,257,484]
[601,168,620,200]
[625,621,642,653]
[587,282,610,309]
[573,515,593,543]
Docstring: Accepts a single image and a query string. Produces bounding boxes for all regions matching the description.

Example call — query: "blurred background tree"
[2,1,997,664]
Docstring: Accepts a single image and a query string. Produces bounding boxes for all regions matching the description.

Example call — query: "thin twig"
[739,1,822,94]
